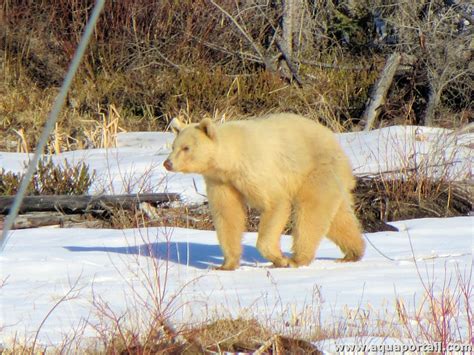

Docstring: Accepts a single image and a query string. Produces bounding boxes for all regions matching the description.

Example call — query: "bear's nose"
[163,159,173,171]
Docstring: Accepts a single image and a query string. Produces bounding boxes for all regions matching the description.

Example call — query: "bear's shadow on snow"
[64,242,269,269]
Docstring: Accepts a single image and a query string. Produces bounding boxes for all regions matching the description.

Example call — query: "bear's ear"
[197,118,216,140]
[169,117,186,135]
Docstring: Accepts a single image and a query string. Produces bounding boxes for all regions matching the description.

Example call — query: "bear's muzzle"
[163,159,173,171]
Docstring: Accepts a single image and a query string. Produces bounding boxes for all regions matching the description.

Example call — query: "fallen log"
[10,212,82,229]
[0,193,180,214]
[0,212,113,230]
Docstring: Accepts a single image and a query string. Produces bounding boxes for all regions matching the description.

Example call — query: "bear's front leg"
[206,180,246,270]
[256,203,292,268]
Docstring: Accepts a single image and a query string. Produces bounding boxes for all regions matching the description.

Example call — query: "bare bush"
[367,0,473,126]
[0,157,95,195]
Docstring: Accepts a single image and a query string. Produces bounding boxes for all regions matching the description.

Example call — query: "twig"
[302,59,370,71]
[275,37,303,87]
[357,160,462,178]
[363,233,396,262]
[188,34,263,64]
[31,274,84,354]
[254,334,279,355]
[208,0,270,69]
[0,0,106,252]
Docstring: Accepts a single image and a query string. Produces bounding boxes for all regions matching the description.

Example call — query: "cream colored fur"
[165,113,365,270]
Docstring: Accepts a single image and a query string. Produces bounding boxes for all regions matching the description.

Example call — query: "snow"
[1,217,472,349]
[339,125,472,179]
[0,125,472,350]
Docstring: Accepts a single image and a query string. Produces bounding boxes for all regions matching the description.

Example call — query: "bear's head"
[164,118,217,174]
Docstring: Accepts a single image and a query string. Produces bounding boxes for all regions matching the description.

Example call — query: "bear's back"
[211,113,353,209]
[218,113,339,169]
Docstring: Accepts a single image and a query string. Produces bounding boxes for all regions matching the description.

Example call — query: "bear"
[164,113,365,270]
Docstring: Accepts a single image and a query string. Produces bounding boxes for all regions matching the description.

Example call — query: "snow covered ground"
[1,217,472,350]
[0,125,472,351]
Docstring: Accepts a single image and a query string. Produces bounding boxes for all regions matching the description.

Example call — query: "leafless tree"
[377,0,472,125]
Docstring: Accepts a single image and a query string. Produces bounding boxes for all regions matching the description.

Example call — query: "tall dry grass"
[7,0,471,152]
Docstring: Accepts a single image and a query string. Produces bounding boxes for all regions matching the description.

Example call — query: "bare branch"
[275,37,303,86]
[208,0,268,68]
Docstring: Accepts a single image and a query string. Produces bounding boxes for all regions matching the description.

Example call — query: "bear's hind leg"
[327,199,365,262]
[256,203,292,267]
[207,182,246,270]
[291,181,341,267]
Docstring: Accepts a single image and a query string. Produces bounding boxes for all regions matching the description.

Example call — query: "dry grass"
[354,176,471,232]
[394,248,473,350]
[2,0,470,152]
[191,318,272,353]
[8,0,472,152]
[189,318,321,354]
[0,62,377,152]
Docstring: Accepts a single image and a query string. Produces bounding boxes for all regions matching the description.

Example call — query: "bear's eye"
[182,146,190,152]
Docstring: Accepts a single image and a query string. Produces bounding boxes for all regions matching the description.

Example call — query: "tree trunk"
[282,0,294,56]
[280,0,305,84]
[423,82,440,126]
[361,52,401,131]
